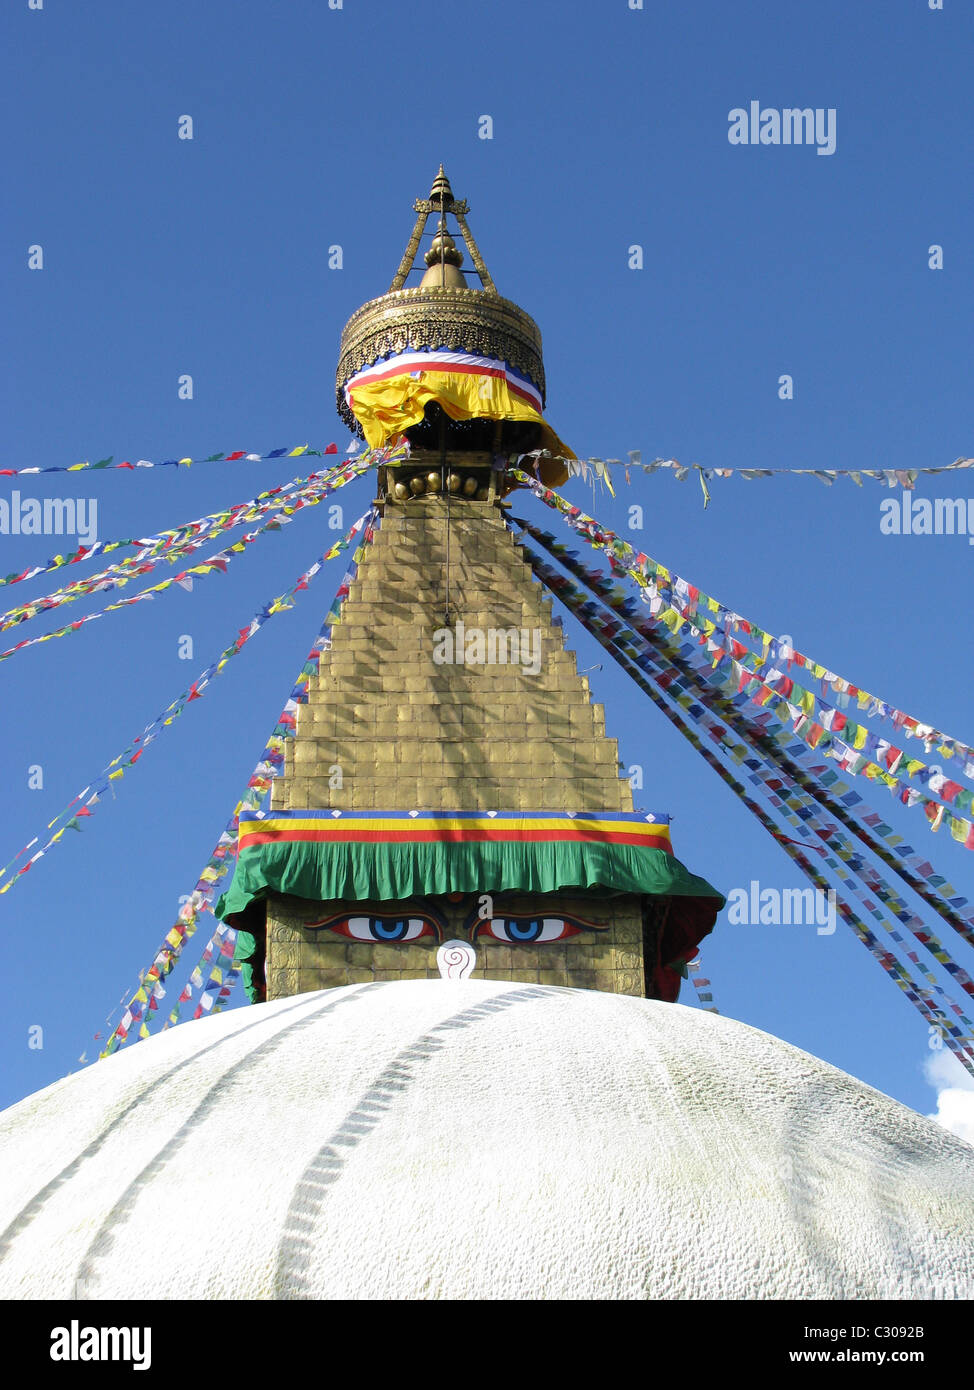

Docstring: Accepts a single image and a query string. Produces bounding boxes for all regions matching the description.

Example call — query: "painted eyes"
[477,918,583,944]
[311,906,600,945]
[327,916,436,942]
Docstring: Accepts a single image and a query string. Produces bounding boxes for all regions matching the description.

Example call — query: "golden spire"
[420,230,465,288]
[429,163,453,207]
[421,169,466,285]
[385,166,496,294]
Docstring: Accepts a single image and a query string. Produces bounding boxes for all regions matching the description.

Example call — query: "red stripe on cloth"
[504,378,542,408]
[353,360,505,387]
[241,827,673,850]
[349,360,541,408]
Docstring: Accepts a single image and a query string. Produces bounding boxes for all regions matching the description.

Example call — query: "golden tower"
[221,170,722,1001]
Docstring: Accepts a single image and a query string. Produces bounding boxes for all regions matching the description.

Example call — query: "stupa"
[1,171,972,1304]
[215,167,724,1006]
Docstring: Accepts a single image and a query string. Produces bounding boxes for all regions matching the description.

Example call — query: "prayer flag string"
[0,466,365,664]
[511,474,974,836]
[513,449,974,499]
[99,510,379,1056]
[170,514,381,1031]
[515,534,974,1076]
[0,446,396,601]
[0,441,365,478]
[515,514,974,949]
[512,470,974,776]
[687,958,719,1014]
[584,582,974,1018]
[0,514,373,898]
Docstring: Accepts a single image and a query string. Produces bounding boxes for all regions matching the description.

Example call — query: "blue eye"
[481,918,583,944]
[321,916,436,942]
[508,919,543,942]
[371,919,415,941]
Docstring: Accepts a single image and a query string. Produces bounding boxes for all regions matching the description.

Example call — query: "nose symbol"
[436,940,476,980]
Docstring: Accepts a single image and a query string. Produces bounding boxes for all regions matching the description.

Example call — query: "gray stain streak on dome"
[74,985,376,1296]
[0,986,350,1268]
[273,986,548,1299]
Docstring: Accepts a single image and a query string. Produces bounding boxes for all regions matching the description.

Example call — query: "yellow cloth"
[347,363,573,483]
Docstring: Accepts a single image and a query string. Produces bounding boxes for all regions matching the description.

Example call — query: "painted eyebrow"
[308,912,442,931]
[471,915,611,934]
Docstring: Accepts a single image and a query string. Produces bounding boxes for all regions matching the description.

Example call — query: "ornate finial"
[436,939,477,980]
[429,165,454,209]
[411,166,467,218]
[385,167,484,293]
[424,228,464,270]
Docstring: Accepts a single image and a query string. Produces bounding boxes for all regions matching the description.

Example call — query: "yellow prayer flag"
[950,816,969,842]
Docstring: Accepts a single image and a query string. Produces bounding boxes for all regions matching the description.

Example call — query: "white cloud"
[923,1049,974,1147]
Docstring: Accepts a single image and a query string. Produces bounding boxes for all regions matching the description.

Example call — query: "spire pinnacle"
[429,164,454,210]
[386,168,495,294]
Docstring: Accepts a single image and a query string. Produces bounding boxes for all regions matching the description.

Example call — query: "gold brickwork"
[265,494,646,998]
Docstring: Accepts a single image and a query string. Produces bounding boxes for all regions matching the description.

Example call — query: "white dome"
[1,980,972,1300]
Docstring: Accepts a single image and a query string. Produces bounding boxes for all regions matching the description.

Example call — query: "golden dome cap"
[335,168,547,436]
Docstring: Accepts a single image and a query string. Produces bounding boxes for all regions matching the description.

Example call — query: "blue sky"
[2,0,972,1125]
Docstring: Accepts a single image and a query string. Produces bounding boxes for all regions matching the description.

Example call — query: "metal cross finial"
[387,169,495,293]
